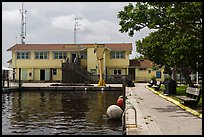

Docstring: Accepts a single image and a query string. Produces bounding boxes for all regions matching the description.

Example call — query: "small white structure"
[2,66,13,80]
[106,105,123,120]
[2,66,12,71]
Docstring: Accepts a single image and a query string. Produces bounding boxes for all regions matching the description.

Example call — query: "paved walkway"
[125,83,202,135]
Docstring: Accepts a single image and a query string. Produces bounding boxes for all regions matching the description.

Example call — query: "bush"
[151,76,156,81]
[151,76,156,84]
[164,76,172,81]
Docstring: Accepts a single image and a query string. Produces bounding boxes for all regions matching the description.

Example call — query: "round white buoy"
[106,105,123,120]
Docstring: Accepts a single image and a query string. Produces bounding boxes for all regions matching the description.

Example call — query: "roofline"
[7,43,132,51]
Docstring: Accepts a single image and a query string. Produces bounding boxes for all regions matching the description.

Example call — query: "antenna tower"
[20,3,27,44]
[74,17,81,44]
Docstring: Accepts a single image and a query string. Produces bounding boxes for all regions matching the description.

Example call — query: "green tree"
[117,2,202,85]
[118,2,202,39]
[136,29,201,85]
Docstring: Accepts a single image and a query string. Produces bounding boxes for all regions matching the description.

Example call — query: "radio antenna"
[20,2,27,44]
[74,17,81,44]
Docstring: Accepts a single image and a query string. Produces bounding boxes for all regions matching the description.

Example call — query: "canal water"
[2,90,123,135]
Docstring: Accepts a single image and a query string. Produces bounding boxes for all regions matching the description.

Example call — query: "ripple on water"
[53,129,77,135]
[2,90,123,135]
[11,129,30,134]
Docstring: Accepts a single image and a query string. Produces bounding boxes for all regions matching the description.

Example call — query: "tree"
[136,29,201,85]
[117,2,202,85]
[118,2,202,40]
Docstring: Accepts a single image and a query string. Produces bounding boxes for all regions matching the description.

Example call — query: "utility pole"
[74,17,81,44]
[20,2,27,44]
[15,36,18,44]
[196,62,199,85]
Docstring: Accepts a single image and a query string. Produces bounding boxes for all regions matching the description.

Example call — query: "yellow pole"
[98,59,106,86]
[96,45,106,86]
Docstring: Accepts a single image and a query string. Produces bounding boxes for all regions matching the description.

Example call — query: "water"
[2,90,123,135]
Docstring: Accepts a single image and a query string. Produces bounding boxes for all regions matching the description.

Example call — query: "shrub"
[151,76,156,84]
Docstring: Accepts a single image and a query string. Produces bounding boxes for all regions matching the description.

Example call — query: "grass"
[159,84,202,114]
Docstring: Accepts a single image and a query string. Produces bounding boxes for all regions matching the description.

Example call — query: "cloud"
[51,15,119,42]
[80,19,118,42]
[2,2,152,67]
[51,14,75,30]
[2,10,21,26]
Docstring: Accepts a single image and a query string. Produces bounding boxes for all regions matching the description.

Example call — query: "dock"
[2,82,123,93]
[124,86,162,135]
[124,83,202,135]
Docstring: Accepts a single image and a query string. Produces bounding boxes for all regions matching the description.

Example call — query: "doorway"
[128,68,135,81]
[40,69,45,80]
[71,53,77,63]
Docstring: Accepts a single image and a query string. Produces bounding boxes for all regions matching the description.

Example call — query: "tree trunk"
[171,67,177,86]
[181,67,194,87]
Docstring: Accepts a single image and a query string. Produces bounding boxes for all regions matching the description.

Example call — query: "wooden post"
[19,68,22,88]
[122,82,126,134]
[2,80,5,88]
[122,83,126,111]
[7,79,9,87]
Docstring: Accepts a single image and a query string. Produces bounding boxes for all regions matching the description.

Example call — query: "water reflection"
[2,90,122,135]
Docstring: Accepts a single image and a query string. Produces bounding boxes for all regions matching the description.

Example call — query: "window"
[139,68,147,71]
[16,52,30,59]
[40,52,44,59]
[156,71,161,78]
[53,52,67,59]
[25,52,29,59]
[35,52,39,59]
[118,69,121,75]
[80,51,87,59]
[111,51,125,59]
[114,69,122,75]
[53,69,57,75]
[35,52,48,59]
[21,52,25,59]
[114,69,117,75]
[17,52,20,59]
[90,69,97,75]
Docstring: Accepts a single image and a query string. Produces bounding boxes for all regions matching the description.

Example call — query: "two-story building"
[7,43,132,83]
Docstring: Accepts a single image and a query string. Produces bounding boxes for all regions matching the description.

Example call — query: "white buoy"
[106,105,123,120]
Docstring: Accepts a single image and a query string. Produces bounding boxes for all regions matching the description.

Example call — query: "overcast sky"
[2,2,153,67]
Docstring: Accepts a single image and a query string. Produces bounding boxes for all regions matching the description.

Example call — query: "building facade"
[7,43,132,83]
[129,59,165,82]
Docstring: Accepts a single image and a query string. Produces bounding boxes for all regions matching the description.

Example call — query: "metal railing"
[122,105,137,135]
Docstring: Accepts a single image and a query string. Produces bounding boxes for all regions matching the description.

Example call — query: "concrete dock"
[2,82,123,93]
[124,83,202,135]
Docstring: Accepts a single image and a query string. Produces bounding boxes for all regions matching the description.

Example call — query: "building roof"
[7,59,12,63]
[129,59,156,68]
[7,43,132,52]
[129,59,140,66]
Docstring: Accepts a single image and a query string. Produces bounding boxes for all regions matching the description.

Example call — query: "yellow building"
[7,43,132,83]
[129,59,165,82]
